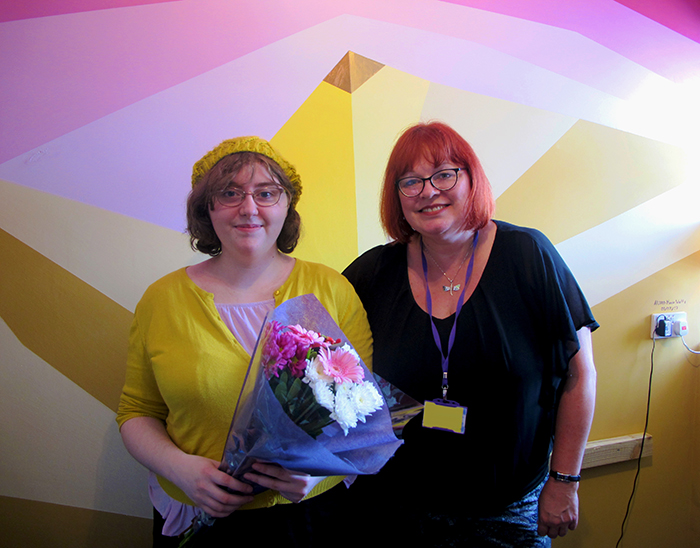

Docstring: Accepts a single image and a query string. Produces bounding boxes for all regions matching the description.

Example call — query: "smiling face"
[380,122,494,244]
[398,157,471,244]
[208,162,290,258]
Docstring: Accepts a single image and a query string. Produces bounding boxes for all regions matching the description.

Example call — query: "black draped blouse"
[343,221,598,513]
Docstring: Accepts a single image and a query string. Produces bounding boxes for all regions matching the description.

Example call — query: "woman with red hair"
[343,121,597,547]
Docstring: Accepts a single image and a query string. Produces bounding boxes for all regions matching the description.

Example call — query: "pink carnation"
[277,331,300,361]
[263,323,323,379]
[287,358,308,378]
[287,325,326,347]
[262,322,295,378]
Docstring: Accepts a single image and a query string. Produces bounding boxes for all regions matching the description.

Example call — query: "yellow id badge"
[422,400,467,434]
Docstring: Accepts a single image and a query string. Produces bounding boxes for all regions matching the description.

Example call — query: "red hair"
[380,121,495,243]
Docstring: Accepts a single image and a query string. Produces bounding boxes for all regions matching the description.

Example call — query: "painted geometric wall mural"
[1,1,699,546]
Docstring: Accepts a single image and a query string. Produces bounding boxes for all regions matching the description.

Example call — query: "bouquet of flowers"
[261,321,383,438]
[220,294,401,484]
[179,294,402,546]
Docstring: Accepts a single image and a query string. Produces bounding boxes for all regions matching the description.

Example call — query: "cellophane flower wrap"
[179,295,407,546]
[219,294,402,488]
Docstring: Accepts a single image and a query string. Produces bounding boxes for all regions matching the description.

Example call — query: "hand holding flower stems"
[244,462,325,503]
[119,415,256,519]
[171,454,255,517]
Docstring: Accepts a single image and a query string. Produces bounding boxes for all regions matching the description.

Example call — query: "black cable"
[615,331,654,547]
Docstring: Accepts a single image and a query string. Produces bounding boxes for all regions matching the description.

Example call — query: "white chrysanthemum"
[351,381,384,423]
[331,383,358,434]
[303,357,335,411]
[310,379,335,412]
[304,355,333,384]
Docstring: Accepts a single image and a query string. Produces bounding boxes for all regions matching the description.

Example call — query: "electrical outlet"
[650,312,687,339]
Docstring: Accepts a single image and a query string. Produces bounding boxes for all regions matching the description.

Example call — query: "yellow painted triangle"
[324,51,385,93]
[272,81,357,270]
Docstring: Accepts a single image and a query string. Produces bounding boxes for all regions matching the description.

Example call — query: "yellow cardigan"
[116,259,373,508]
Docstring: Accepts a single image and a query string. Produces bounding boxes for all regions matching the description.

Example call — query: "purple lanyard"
[420,231,479,401]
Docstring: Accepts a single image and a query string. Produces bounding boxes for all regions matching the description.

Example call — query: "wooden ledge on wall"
[582,433,652,470]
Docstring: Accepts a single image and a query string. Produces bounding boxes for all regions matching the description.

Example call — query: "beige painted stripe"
[1,316,151,516]
[0,178,199,313]
[496,120,688,244]
[421,83,577,199]
[556,182,700,307]
[0,229,132,412]
[0,495,151,548]
[352,66,430,253]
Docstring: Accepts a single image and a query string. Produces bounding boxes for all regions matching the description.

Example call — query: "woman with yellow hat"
[116,137,372,546]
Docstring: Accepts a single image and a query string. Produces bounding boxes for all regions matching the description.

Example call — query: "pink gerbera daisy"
[318,345,364,384]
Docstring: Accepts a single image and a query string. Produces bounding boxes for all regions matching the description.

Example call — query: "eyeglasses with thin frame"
[396,168,463,198]
[216,184,288,208]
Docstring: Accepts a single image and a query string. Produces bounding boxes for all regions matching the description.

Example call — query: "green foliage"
[268,371,332,438]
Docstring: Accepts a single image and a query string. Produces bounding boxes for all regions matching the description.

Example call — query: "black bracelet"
[550,469,581,483]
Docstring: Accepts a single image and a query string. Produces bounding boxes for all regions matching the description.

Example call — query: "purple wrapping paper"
[218,294,403,487]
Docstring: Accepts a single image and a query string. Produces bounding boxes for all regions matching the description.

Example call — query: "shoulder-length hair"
[186,152,301,255]
[380,121,495,243]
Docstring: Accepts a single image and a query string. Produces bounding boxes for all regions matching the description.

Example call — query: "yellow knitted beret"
[191,136,302,208]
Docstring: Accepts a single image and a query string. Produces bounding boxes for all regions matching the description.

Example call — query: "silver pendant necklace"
[422,238,474,295]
